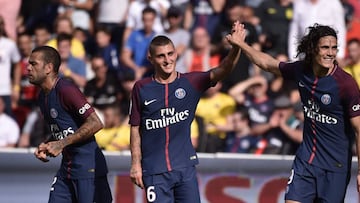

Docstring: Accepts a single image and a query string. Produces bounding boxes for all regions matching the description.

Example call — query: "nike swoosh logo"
[144,99,157,106]
[298,81,305,87]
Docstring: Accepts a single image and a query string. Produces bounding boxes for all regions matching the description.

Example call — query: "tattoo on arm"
[61,112,103,147]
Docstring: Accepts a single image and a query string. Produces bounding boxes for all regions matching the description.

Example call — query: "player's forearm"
[238,40,281,75]
[130,126,142,166]
[60,112,103,147]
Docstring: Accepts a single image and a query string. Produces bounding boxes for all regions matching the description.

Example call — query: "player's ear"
[147,52,153,64]
[44,62,53,74]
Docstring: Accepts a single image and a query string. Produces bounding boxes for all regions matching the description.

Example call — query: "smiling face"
[314,36,338,69]
[148,43,177,76]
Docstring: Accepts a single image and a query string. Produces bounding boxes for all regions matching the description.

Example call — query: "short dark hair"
[57,33,73,44]
[296,24,338,66]
[148,35,174,56]
[32,46,61,73]
[142,6,157,17]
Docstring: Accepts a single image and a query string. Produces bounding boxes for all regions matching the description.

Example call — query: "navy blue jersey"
[279,61,360,172]
[38,78,108,179]
[129,72,212,176]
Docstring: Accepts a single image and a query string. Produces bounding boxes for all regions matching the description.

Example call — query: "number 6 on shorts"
[146,186,156,202]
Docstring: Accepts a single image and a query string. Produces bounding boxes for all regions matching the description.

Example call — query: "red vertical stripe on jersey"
[165,83,172,171]
[308,77,318,164]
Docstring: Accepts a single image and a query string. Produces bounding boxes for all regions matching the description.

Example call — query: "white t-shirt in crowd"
[0,113,20,147]
[0,37,20,96]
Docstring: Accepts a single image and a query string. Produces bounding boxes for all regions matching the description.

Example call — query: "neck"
[154,71,177,84]
[167,26,179,33]
[235,127,251,137]
[313,64,335,77]
[41,75,59,94]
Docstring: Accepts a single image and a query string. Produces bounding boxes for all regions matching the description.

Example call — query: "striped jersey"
[279,61,360,172]
[129,72,212,176]
[38,78,108,179]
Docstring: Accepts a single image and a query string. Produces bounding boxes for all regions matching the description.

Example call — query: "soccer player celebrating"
[235,24,360,202]
[28,46,112,203]
[129,21,244,202]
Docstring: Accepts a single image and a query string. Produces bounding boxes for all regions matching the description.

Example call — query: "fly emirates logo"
[50,124,74,140]
[145,107,189,130]
[304,100,337,124]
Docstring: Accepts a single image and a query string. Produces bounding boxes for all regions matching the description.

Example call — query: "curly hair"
[296,24,338,66]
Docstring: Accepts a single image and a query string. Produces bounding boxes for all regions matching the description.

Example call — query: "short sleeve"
[129,82,141,126]
[59,82,95,120]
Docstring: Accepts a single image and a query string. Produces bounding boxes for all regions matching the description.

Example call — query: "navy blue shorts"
[142,166,200,203]
[48,176,112,203]
[285,158,350,203]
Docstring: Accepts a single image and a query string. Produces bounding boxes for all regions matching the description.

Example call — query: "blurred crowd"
[0,0,360,155]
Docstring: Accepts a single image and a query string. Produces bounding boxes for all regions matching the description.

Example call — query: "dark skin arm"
[34,112,103,160]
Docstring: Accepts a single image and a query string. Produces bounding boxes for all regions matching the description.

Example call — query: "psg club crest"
[50,108,58,118]
[175,88,186,99]
[321,94,331,105]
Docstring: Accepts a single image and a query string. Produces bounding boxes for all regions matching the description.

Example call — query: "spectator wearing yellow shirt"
[195,82,236,152]
[46,16,85,59]
[344,38,360,88]
[95,104,130,151]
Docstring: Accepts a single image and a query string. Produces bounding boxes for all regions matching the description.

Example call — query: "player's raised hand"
[226,21,246,48]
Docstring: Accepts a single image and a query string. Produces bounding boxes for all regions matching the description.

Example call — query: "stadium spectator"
[211,0,261,92]
[288,0,346,61]
[33,24,52,47]
[57,33,87,88]
[122,0,170,43]
[195,82,236,153]
[229,75,275,139]
[263,95,301,155]
[255,0,293,57]
[0,15,21,116]
[183,26,220,72]
[0,97,20,148]
[224,109,258,153]
[94,26,121,73]
[47,16,86,59]
[95,0,130,51]
[14,33,38,129]
[18,0,57,34]
[55,0,95,32]
[162,6,191,73]
[121,7,158,79]
[184,0,226,37]
[84,56,124,111]
[344,38,360,87]
[95,104,130,151]
[0,0,21,40]
[17,107,51,148]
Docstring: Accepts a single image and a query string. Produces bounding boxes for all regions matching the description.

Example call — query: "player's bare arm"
[235,23,281,76]
[210,21,243,83]
[45,112,103,157]
[350,116,360,192]
[130,125,144,189]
